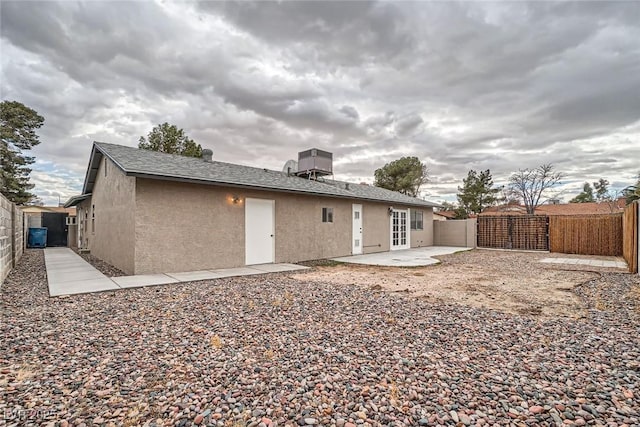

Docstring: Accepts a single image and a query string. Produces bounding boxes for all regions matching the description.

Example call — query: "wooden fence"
[477,216,549,251]
[548,214,623,256]
[623,202,638,273]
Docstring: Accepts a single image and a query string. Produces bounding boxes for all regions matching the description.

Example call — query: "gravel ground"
[1,249,639,427]
[72,250,126,277]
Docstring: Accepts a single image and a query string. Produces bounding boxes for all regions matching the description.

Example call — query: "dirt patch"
[298,249,611,318]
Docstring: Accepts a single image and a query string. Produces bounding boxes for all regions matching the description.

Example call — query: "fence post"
[546,216,550,251]
[636,201,639,275]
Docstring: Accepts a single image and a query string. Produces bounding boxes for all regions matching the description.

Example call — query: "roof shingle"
[80,142,439,208]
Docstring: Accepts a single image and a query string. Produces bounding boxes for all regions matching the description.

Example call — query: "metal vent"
[296,148,332,179]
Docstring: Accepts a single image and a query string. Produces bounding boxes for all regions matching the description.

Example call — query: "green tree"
[623,173,640,204]
[569,182,595,203]
[0,100,44,204]
[455,169,500,217]
[138,122,202,157]
[374,156,428,197]
[509,164,564,215]
[593,178,610,202]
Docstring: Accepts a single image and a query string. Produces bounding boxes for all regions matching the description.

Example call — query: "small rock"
[194,414,204,425]
[459,413,471,425]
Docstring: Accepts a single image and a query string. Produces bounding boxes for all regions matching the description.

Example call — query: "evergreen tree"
[456,169,500,217]
[0,100,44,204]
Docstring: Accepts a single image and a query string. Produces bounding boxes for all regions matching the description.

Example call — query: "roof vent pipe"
[202,149,213,162]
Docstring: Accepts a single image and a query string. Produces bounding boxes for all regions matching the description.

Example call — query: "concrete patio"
[540,257,628,269]
[44,248,309,297]
[331,246,473,266]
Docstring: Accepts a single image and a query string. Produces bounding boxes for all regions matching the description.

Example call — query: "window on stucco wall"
[322,207,334,223]
[411,210,423,230]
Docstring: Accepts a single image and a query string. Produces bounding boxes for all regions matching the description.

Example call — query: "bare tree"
[509,164,564,215]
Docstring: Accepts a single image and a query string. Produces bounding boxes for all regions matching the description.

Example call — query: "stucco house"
[65,142,440,275]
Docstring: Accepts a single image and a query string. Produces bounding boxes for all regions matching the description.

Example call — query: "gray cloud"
[1,0,639,205]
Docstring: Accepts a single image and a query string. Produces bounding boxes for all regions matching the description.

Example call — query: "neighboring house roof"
[434,210,457,219]
[21,206,77,216]
[480,199,625,216]
[66,142,440,208]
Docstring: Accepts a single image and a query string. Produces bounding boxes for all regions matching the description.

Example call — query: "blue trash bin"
[28,227,48,248]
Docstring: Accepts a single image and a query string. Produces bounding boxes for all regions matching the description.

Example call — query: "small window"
[322,207,334,223]
[354,211,360,220]
[91,204,95,233]
[411,210,423,230]
[65,216,77,225]
[104,160,108,177]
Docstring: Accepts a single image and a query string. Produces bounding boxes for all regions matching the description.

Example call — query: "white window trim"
[411,209,424,230]
[389,208,410,250]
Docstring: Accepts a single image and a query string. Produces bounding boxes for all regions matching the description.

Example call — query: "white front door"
[352,204,363,254]
[245,198,275,265]
[390,209,410,250]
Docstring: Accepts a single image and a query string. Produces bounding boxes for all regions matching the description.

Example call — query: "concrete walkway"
[44,248,309,297]
[44,248,120,296]
[540,257,628,269]
[332,246,473,267]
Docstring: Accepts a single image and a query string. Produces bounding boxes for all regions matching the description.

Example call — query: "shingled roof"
[67,142,439,208]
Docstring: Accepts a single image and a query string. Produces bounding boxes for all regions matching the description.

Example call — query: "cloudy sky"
[1,1,639,206]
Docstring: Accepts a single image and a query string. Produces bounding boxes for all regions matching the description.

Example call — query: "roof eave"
[82,142,130,194]
[63,193,92,208]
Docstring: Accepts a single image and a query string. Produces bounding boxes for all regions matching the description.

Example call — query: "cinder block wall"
[0,194,25,287]
[0,195,12,284]
[13,205,24,263]
[433,218,477,248]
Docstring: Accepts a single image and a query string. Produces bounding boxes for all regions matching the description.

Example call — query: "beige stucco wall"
[274,193,353,263]
[135,180,358,273]
[362,204,391,253]
[410,208,434,247]
[68,224,78,249]
[433,218,477,248]
[82,157,136,274]
[133,179,436,274]
[135,179,245,274]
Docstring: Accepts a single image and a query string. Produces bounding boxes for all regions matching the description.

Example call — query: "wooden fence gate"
[477,216,549,251]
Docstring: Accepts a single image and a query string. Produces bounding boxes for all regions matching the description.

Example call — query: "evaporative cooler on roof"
[296,148,333,179]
